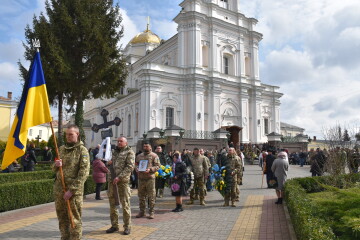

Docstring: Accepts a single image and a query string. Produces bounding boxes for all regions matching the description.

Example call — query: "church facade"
[84,0,283,149]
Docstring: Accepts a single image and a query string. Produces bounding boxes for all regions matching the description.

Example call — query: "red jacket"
[92,159,109,183]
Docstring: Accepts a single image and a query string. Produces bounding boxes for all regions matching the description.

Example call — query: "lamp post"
[159,129,165,138]
[143,132,148,139]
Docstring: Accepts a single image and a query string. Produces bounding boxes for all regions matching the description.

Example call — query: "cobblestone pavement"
[0,164,311,240]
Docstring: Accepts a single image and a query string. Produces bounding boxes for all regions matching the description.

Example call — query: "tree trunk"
[57,93,64,146]
[75,97,85,143]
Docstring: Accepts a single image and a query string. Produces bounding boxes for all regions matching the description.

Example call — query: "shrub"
[0,170,54,185]
[285,180,336,240]
[0,179,54,212]
[0,175,106,212]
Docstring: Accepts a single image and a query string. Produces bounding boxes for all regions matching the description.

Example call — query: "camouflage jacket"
[53,141,90,195]
[110,146,135,183]
[190,155,209,178]
[225,154,242,176]
[135,151,160,179]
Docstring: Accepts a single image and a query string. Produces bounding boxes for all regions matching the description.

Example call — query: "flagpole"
[50,121,75,229]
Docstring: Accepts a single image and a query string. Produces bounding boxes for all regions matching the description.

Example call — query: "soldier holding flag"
[53,125,90,240]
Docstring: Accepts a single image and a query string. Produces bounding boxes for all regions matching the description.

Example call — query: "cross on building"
[91,109,121,139]
[35,135,41,147]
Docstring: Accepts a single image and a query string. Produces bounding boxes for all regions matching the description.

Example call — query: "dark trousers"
[95,183,103,199]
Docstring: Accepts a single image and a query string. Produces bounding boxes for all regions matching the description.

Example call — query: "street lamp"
[159,129,165,138]
[143,132,148,139]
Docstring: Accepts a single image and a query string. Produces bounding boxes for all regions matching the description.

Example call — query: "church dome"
[130,29,161,44]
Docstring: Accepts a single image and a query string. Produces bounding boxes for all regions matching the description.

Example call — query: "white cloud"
[152,19,177,40]
[0,62,22,98]
[119,8,140,47]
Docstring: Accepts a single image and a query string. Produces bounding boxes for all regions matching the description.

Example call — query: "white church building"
[84,0,283,149]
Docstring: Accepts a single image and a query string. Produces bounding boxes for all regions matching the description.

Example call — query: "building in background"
[27,121,59,142]
[84,0,283,150]
[280,122,305,137]
[0,92,18,141]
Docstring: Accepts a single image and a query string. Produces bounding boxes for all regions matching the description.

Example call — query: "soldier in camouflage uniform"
[106,137,135,235]
[155,146,167,198]
[135,142,160,219]
[200,149,211,196]
[222,148,242,207]
[187,148,209,205]
[53,125,90,240]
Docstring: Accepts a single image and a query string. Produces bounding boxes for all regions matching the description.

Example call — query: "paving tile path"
[0,164,311,240]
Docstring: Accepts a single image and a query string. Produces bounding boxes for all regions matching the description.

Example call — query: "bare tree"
[321,123,358,175]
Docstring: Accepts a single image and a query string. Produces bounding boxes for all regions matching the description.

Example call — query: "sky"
[1,0,360,138]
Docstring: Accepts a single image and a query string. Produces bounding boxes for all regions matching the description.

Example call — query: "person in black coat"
[264,150,276,188]
[170,152,188,212]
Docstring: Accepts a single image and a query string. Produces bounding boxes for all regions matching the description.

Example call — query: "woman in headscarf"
[271,151,289,204]
[170,151,188,212]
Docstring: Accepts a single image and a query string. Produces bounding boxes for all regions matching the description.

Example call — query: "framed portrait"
[138,160,149,172]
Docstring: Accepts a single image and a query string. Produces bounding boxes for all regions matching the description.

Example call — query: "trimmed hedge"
[0,170,55,185]
[285,174,360,240]
[0,176,106,212]
[284,179,336,240]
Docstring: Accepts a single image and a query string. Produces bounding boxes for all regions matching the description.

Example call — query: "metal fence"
[183,130,216,139]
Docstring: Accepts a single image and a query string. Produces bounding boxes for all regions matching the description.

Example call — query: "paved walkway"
[0,164,311,240]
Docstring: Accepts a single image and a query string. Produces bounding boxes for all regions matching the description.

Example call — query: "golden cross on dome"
[146,16,150,32]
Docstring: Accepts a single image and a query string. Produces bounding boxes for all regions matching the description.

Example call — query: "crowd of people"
[6,123,359,239]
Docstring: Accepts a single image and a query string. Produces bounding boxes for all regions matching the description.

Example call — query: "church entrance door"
[221,126,242,149]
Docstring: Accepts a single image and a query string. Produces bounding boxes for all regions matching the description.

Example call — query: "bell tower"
[210,0,241,12]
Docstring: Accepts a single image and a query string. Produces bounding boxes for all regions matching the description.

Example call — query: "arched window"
[223,56,229,74]
[220,0,228,9]
[166,107,174,127]
[127,114,131,137]
[223,53,234,75]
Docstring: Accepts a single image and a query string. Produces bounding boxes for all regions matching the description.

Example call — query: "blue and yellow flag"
[1,52,52,170]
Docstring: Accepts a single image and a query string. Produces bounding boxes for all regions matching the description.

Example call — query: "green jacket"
[110,146,135,183]
[53,141,90,195]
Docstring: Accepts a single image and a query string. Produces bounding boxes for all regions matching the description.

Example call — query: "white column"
[210,31,218,72]
[178,26,185,67]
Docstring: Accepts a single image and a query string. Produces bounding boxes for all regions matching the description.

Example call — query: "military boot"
[200,198,206,206]
[186,200,194,205]
[148,212,155,219]
[223,195,230,207]
[135,211,145,218]
[159,189,164,198]
[231,201,236,207]
[194,195,199,200]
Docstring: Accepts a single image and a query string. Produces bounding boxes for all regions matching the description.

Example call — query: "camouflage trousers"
[190,177,205,201]
[138,178,156,214]
[107,181,132,229]
[225,177,239,203]
[55,193,83,240]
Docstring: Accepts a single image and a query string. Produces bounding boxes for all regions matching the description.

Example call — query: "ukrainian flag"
[1,52,52,170]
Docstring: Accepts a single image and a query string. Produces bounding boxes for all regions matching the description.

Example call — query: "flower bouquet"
[155,165,173,179]
[212,164,227,197]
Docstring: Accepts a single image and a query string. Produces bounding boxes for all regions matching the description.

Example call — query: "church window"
[127,114,131,137]
[120,87,125,95]
[29,129,33,136]
[166,107,174,127]
[39,130,42,138]
[223,56,229,74]
[220,0,228,9]
[264,118,269,135]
